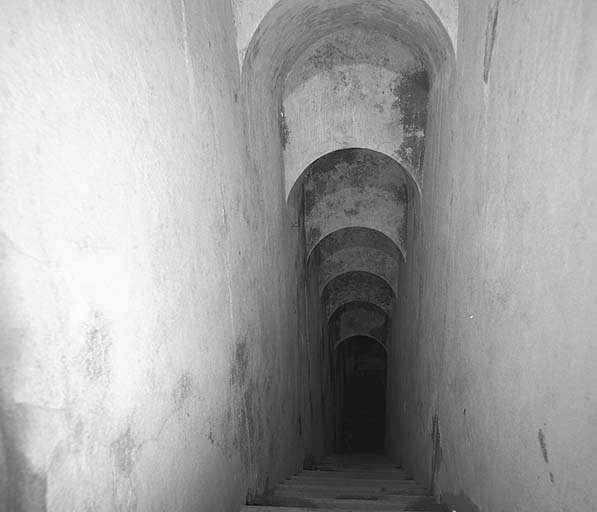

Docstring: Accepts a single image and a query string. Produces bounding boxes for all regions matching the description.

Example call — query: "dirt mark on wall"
[484,0,500,83]
[430,413,442,491]
[229,337,261,474]
[172,373,193,410]
[538,428,556,485]
[537,428,549,463]
[82,312,112,382]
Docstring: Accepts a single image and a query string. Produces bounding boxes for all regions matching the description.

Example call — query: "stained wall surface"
[395,1,597,511]
[0,1,326,510]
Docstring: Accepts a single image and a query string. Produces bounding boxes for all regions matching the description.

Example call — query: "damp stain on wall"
[172,373,193,410]
[82,312,112,382]
[483,0,500,83]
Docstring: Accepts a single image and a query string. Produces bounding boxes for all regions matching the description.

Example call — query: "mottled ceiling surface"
[282,28,428,192]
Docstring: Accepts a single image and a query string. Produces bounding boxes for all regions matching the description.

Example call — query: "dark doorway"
[335,335,387,453]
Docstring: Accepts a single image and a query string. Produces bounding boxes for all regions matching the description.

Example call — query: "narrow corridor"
[2,1,597,511]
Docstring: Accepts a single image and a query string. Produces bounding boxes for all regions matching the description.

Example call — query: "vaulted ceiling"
[240,0,455,354]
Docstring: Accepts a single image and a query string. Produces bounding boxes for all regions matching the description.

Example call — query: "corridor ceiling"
[240,0,455,352]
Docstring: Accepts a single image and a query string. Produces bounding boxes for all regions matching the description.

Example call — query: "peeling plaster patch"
[279,105,290,149]
[82,312,112,381]
[307,40,353,72]
[172,373,193,410]
[111,427,136,477]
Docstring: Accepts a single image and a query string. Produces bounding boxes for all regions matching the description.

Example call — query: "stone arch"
[322,271,395,320]
[309,227,403,295]
[328,301,389,349]
[237,1,457,76]
[288,148,419,259]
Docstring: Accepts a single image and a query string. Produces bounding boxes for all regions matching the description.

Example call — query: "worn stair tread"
[242,508,438,512]
[281,481,427,491]
[242,508,439,512]
[289,476,417,486]
[265,490,439,503]
[316,462,401,469]
[300,470,410,480]
[316,461,401,469]
[315,462,402,469]
[251,494,442,510]
[285,473,418,487]
[276,484,429,496]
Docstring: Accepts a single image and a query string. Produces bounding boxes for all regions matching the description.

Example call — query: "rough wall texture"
[396,1,597,511]
[0,1,322,510]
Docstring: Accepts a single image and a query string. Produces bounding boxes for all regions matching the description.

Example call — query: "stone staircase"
[242,453,443,511]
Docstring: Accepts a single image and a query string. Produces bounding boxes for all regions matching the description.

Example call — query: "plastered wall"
[395,1,597,511]
[0,1,326,510]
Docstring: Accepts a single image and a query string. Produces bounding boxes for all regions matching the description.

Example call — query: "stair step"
[242,509,439,512]
[283,480,427,490]
[244,453,441,511]
[248,495,442,510]
[288,476,420,487]
[277,483,429,496]
[300,470,409,479]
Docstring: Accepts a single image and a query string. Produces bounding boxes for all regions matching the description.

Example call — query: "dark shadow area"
[334,335,387,454]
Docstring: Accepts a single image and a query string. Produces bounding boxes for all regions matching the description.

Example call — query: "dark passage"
[335,336,387,454]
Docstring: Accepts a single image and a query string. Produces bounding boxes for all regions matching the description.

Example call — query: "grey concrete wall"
[0,1,324,510]
[395,1,597,511]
